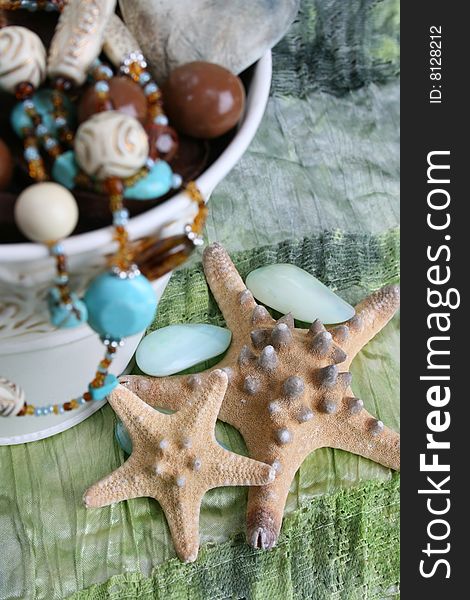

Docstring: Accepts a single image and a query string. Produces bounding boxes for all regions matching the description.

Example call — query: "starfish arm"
[119,373,191,412]
[323,402,400,471]
[177,370,229,432]
[206,445,275,488]
[108,385,170,441]
[158,489,203,563]
[84,457,142,508]
[203,242,275,339]
[338,284,400,369]
[245,455,307,550]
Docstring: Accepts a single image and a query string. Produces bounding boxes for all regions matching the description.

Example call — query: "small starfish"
[123,243,400,550]
[83,369,275,563]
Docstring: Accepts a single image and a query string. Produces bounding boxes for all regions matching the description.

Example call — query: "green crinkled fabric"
[272,0,400,96]
[68,476,400,600]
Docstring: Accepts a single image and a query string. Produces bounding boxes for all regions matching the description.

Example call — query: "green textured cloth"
[272,0,400,96]
[68,476,399,600]
[0,1,400,598]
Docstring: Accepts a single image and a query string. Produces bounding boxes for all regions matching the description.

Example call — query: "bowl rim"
[0,52,272,263]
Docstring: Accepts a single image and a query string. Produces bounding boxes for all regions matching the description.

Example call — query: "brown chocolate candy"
[0,138,13,191]
[78,77,148,124]
[162,62,245,139]
[146,122,179,162]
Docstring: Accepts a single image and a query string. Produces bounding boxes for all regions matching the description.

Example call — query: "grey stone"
[119,0,300,81]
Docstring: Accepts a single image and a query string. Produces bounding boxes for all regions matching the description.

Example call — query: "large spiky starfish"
[84,369,275,562]
[123,243,400,550]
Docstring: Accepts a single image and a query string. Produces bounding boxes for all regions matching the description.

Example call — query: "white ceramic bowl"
[0,52,272,445]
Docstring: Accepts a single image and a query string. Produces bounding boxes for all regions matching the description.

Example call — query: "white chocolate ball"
[14,183,79,243]
[0,26,46,94]
[74,111,149,180]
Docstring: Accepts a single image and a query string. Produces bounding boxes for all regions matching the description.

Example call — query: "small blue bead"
[139,72,151,85]
[59,406,65,414]
[24,147,40,161]
[84,271,157,338]
[78,397,87,405]
[36,124,48,137]
[44,137,58,150]
[95,81,110,93]
[144,82,158,96]
[48,289,88,329]
[23,99,35,111]
[97,365,108,374]
[124,160,173,200]
[35,407,43,416]
[52,150,79,190]
[97,65,113,79]
[154,115,169,126]
[112,208,129,226]
[55,116,67,128]
[89,374,118,401]
[54,274,69,285]
[172,173,183,189]
[50,243,64,256]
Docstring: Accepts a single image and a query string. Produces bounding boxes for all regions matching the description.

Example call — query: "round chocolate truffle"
[78,77,148,124]
[0,138,13,191]
[162,62,245,139]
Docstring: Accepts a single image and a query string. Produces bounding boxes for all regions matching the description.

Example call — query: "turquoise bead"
[115,420,133,455]
[124,160,173,200]
[89,374,118,400]
[246,264,355,324]
[84,271,157,338]
[52,151,79,189]
[136,324,232,376]
[47,288,88,329]
[11,90,75,137]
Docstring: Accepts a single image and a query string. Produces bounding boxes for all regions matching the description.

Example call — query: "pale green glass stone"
[246,264,355,324]
[136,324,232,376]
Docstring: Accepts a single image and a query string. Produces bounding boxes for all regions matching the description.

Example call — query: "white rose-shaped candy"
[75,111,149,180]
[0,26,46,94]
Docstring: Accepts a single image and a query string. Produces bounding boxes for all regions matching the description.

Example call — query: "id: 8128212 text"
[429,25,442,104]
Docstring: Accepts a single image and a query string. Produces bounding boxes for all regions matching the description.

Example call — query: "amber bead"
[162,62,245,139]
[16,404,27,417]
[78,77,148,124]
[63,402,73,411]
[104,177,124,197]
[0,138,13,191]
[133,234,195,280]
[15,81,34,100]
[146,122,179,162]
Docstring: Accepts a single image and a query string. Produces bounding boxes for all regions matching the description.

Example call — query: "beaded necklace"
[0,0,207,417]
